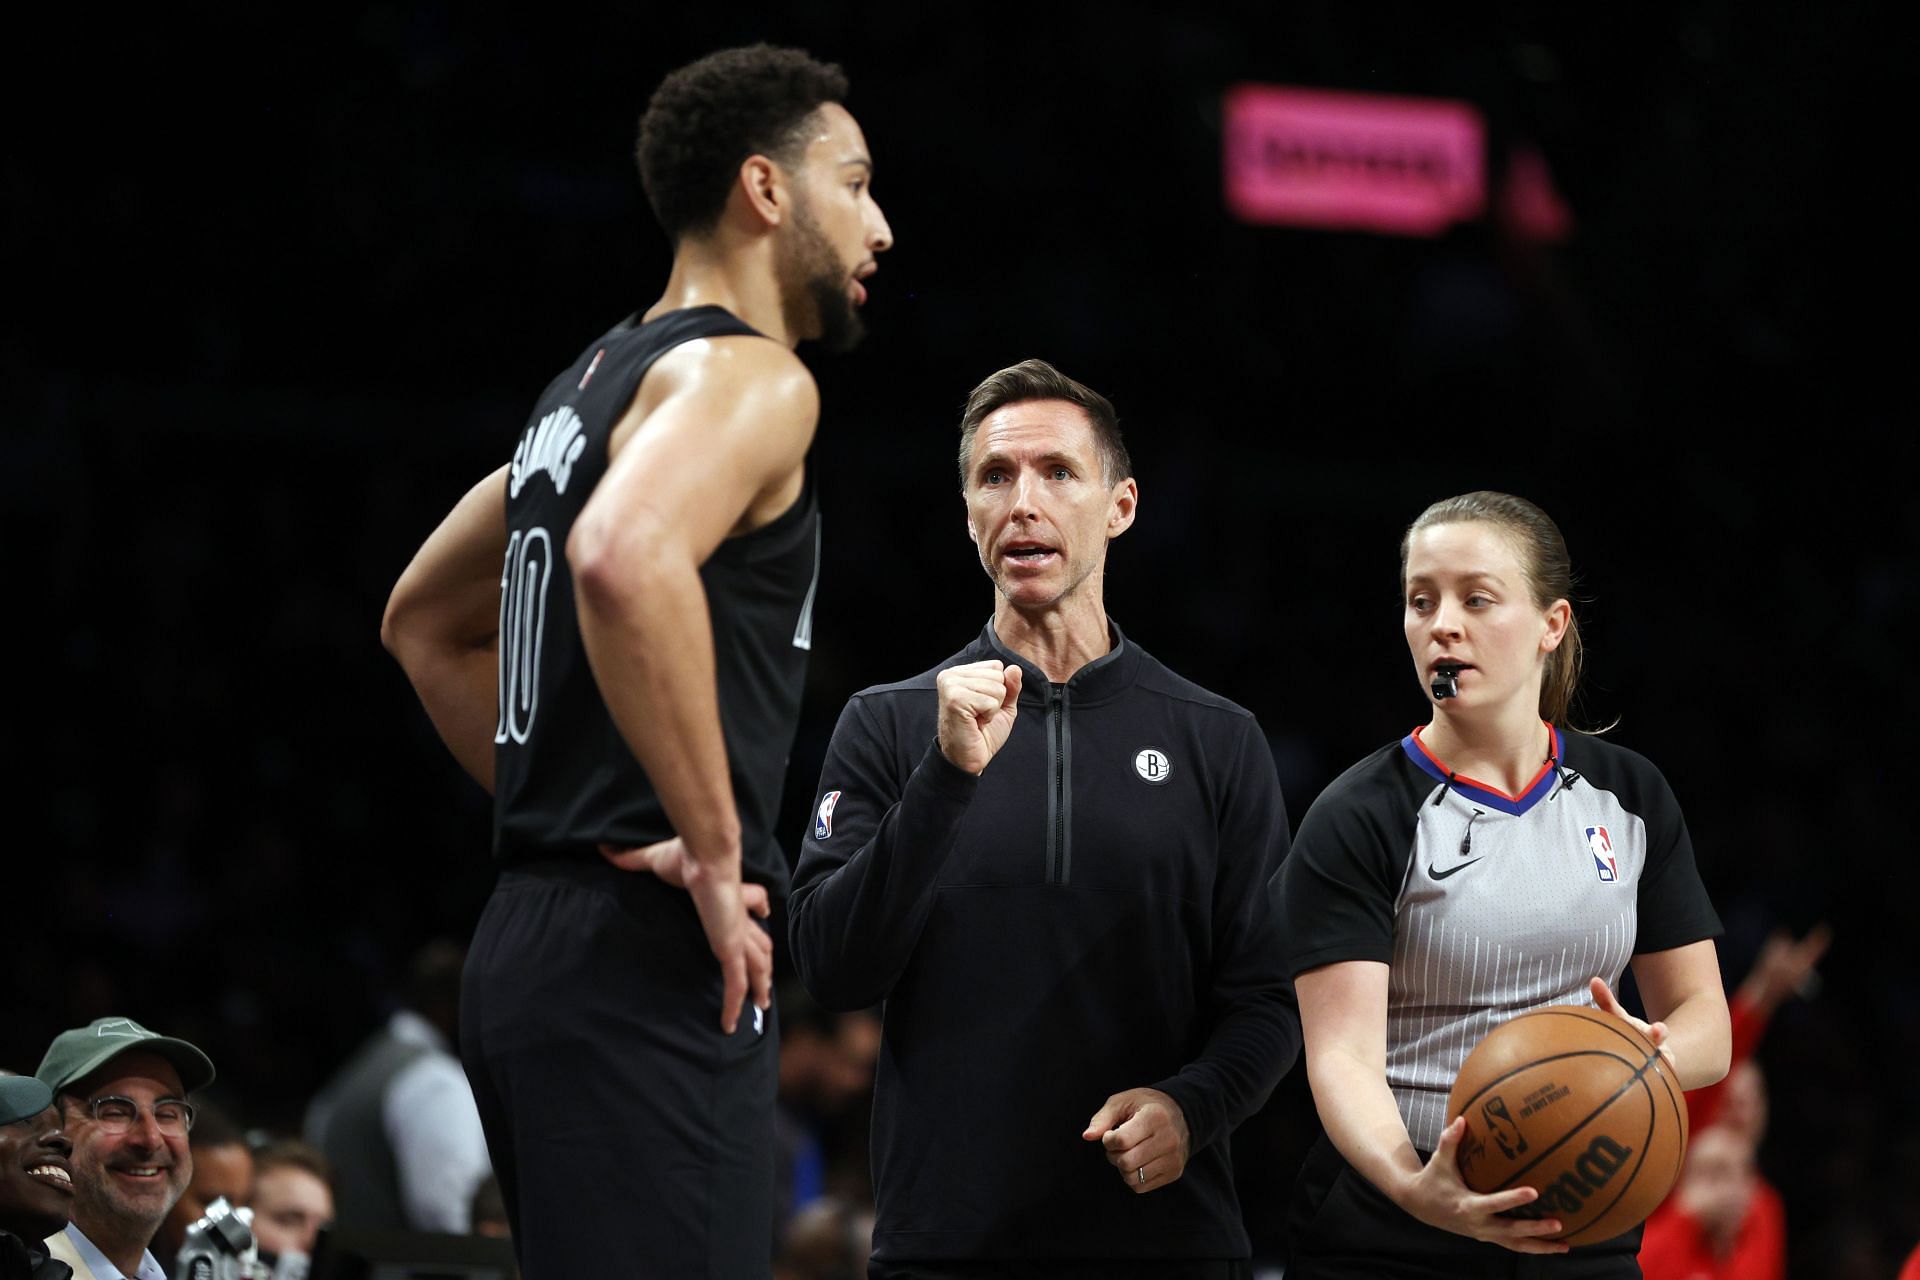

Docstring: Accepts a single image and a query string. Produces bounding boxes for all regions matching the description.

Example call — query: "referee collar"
[982,617,1137,706]
[1402,724,1563,816]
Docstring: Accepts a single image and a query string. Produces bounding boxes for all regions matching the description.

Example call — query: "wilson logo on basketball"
[1507,1135,1636,1220]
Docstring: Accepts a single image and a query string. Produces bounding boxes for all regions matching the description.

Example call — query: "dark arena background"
[8,4,1914,1276]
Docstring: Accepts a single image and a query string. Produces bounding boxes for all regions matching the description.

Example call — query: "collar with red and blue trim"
[1401,724,1565,816]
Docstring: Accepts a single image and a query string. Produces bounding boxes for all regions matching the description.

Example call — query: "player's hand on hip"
[680,854,773,1034]
[1082,1087,1190,1193]
[1590,976,1676,1075]
[602,840,771,1033]
[935,661,1022,774]
[1396,1117,1570,1254]
[598,838,773,919]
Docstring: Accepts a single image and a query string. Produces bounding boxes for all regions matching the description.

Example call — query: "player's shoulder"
[1126,640,1256,726]
[651,332,817,416]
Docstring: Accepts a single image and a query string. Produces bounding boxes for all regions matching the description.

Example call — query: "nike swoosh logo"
[1428,859,1484,881]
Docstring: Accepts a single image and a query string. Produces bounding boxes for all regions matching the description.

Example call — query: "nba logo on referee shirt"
[1585,826,1618,882]
[815,791,841,839]
[1134,748,1172,784]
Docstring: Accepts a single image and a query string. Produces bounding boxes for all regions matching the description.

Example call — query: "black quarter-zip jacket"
[789,620,1299,1263]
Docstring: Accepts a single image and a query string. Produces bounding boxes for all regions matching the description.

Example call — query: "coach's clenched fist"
[936,660,1022,774]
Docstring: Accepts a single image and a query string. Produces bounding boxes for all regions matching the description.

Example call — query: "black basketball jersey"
[491,306,821,887]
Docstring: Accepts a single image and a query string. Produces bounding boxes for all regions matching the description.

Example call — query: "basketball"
[1446,1005,1688,1246]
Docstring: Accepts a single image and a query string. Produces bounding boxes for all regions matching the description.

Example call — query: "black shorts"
[461,857,778,1279]
[1286,1135,1642,1280]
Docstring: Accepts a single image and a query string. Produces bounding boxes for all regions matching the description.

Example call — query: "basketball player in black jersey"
[381,46,891,1278]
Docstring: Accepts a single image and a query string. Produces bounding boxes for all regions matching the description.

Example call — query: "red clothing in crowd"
[1637,1179,1785,1280]
[1684,996,1765,1135]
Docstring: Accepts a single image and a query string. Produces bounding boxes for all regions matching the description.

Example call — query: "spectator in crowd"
[305,941,490,1232]
[774,1197,873,1280]
[247,1142,333,1263]
[1684,926,1830,1136]
[1639,1108,1784,1280]
[35,1017,215,1280]
[0,1074,73,1280]
[773,984,879,1242]
[151,1102,250,1271]
[467,1177,509,1242]
[1639,926,1828,1280]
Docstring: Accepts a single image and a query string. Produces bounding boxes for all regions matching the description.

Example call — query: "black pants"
[870,1262,1250,1279]
[1286,1135,1642,1279]
[461,858,778,1279]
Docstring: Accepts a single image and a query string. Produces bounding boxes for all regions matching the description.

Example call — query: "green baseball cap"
[35,1017,216,1095]
[0,1074,54,1125]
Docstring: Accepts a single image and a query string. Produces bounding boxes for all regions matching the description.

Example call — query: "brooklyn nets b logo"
[1134,748,1172,784]
[495,527,554,744]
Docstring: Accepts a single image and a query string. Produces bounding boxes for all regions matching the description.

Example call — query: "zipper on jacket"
[1046,683,1072,884]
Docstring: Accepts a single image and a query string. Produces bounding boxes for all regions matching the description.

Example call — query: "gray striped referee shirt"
[1274,726,1720,1152]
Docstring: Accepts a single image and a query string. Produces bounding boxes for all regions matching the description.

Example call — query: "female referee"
[1273,491,1731,1277]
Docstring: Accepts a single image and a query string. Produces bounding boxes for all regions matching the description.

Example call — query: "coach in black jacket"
[789,360,1298,1279]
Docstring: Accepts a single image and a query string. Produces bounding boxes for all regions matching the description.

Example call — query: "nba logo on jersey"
[815,790,842,840]
[1585,826,1618,882]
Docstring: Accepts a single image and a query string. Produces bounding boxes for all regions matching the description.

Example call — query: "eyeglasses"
[77,1095,196,1137]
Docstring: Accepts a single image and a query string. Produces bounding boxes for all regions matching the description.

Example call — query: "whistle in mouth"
[1431,663,1463,700]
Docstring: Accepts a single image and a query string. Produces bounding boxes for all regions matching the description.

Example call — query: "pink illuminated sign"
[1223,84,1486,236]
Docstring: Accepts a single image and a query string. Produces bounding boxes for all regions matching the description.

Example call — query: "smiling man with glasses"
[33,1018,215,1280]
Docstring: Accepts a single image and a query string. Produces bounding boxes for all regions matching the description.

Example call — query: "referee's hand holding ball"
[936,661,1022,774]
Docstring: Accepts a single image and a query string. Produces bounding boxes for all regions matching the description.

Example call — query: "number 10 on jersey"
[495,527,554,745]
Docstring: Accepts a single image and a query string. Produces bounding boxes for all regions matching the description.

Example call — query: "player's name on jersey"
[510,405,588,498]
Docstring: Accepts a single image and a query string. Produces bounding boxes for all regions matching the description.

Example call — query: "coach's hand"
[936,661,1022,775]
[598,838,773,1033]
[1083,1088,1189,1193]
[1590,976,1676,1076]
[1395,1116,1569,1254]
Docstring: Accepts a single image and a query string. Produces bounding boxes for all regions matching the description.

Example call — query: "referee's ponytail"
[1541,611,1585,730]
[1401,491,1590,731]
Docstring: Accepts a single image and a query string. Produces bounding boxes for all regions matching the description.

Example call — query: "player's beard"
[780,195,864,354]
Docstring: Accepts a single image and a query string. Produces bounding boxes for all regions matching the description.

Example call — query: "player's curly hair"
[637,45,850,242]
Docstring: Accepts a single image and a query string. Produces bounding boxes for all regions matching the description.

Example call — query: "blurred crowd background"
[7,3,1913,1276]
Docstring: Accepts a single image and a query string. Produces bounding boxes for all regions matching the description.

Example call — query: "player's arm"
[570,337,814,862]
[567,337,816,1030]
[1296,960,1569,1254]
[1596,940,1732,1091]
[382,464,511,792]
[1090,715,1298,1194]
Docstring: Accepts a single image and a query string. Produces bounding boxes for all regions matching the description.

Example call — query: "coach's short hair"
[957,359,1132,488]
[637,45,850,242]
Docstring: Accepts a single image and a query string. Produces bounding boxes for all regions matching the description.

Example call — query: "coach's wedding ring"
[1137,1168,1146,1185]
